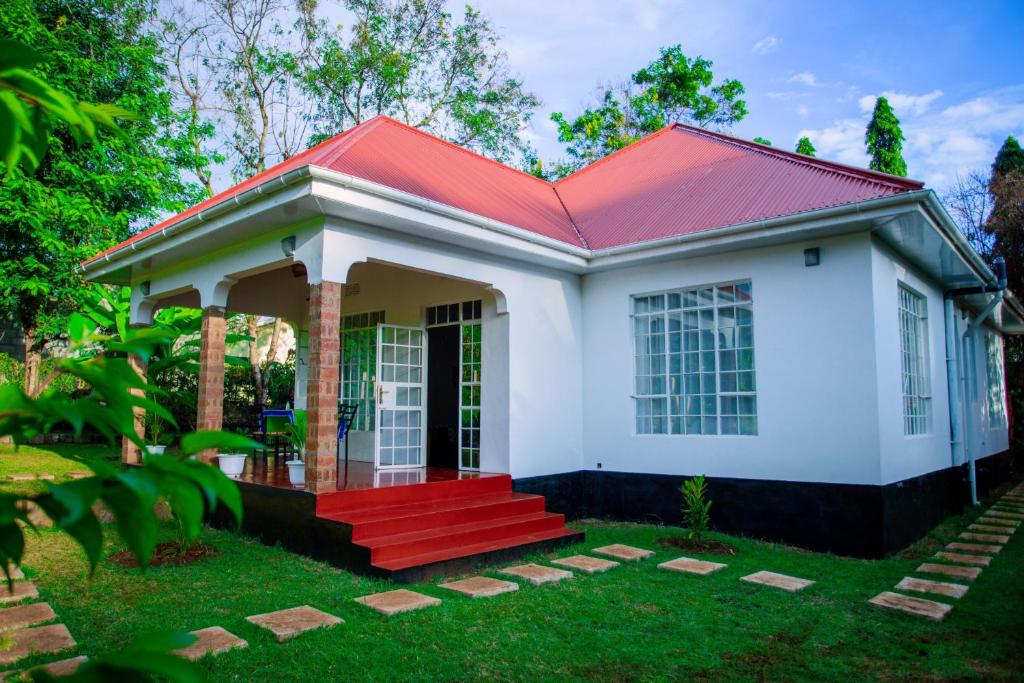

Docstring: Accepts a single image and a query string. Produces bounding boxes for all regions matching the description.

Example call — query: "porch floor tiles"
[245,606,343,642]
[933,551,991,567]
[977,516,1020,527]
[657,557,728,576]
[868,592,952,622]
[591,544,655,562]
[0,624,76,665]
[740,571,814,592]
[551,555,619,574]
[438,577,519,598]
[499,564,573,586]
[969,523,1015,534]
[946,542,1002,555]
[173,627,248,661]
[0,582,38,605]
[0,602,57,631]
[916,563,982,580]
[959,532,1010,544]
[895,577,969,599]
[354,589,441,616]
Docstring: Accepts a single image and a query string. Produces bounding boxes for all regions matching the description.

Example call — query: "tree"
[795,136,816,156]
[0,0,203,396]
[546,45,747,177]
[752,136,772,146]
[988,137,1024,294]
[302,0,539,163]
[941,171,992,259]
[992,135,1024,178]
[864,96,907,177]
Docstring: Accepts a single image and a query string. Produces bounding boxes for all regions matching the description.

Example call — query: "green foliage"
[795,136,816,156]
[286,410,308,459]
[303,0,539,163]
[549,45,747,176]
[679,475,712,542]
[752,136,772,146]
[864,96,907,177]
[992,136,1024,179]
[0,0,205,387]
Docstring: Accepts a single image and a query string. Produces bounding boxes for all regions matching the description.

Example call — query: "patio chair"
[252,410,293,457]
[337,402,359,467]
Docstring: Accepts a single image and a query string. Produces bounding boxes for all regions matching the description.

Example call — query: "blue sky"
[465,0,1024,190]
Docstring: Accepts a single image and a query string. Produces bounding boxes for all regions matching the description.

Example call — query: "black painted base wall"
[514,449,1019,558]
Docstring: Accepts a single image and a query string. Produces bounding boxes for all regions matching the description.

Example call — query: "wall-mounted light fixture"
[281,235,297,257]
[804,247,821,267]
[139,280,151,296]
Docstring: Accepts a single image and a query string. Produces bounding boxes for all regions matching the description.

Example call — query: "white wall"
[959,313,1010,461]
[870,241,953,483]
[581,233,884,485]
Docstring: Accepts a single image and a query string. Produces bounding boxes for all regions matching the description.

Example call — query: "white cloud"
[796,104,810,119]
[789,72,820,87]
[797,119,867,166]
[857,89,944,116]
[752,36,780,55]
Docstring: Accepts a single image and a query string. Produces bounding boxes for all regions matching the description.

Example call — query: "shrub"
[680,475,712,542]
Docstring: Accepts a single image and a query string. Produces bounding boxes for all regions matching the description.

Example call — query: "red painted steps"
[313,472,583,577]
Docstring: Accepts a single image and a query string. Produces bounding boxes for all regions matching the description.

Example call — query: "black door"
[427,324,460,469]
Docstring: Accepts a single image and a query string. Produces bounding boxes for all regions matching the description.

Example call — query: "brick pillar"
[305,282,342,492]
[120,351,147,464]
[196,305,227,463]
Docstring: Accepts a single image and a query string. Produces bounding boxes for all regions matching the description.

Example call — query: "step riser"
[369,514,566,563]
[351,497,546,541]
[316,475,512,515]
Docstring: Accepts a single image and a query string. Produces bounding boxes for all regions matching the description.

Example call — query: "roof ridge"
[553,125,679,186]
[670,123,924,191]
[367,115,556,188]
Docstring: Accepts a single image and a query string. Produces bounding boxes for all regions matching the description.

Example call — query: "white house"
[82,116,1021,566]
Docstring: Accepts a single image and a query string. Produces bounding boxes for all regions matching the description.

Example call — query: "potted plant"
[145,413,172,456]
[285,411,307,487]
[217,451,248,478]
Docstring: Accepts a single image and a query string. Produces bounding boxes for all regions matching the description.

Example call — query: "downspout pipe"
[943,296,963,470]
[954,256,1007,506]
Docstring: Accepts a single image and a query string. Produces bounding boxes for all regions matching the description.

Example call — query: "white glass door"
[375,324,426,469]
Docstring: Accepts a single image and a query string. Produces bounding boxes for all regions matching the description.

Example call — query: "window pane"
[898,285,930,435]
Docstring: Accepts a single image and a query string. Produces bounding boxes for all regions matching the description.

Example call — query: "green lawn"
[2,444,1023,681]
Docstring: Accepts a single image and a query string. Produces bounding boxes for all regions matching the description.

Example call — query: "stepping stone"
[934,551,991,567]
[172,626,248,661]
[5,565,24,581]
[7,474,55,481]
[245,605,342,642]
[740,570,814,592]
[66,472,92,480]
[868,591,952,622]
[896,576,969,599]
[986,510,1024,519]
[499,564,573,586]
[978,516,1020,527]
[0,624,76,665]
[591,544,655,561]
[657,556,727,576]
[0,602,57,631]
[438,577,519,598]
[551,555,619,574]
[917,562,981,580]
[0,582,38,605]
[970,523,1015,534]
[27,655,88,677]
[354,589,441,616]
[16,502,52,528]
[947,542,1002,555]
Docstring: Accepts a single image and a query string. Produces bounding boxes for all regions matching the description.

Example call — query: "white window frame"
[897,284,931,436]
[630,280,757,437]
[985,330,1007,429]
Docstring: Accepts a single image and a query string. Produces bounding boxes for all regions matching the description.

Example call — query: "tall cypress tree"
[992,136,1024,177]
[865,96,908,176]
[988,136,1024,293]
[795,136,816,156]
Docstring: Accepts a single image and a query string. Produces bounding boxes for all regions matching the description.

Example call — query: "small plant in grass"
[680,475,712,542]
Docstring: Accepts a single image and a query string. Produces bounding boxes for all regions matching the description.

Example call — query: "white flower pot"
[146,445,167,456]
[286,460,305,487]
[217,453,247,478]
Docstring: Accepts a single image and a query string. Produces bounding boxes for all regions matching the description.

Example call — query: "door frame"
[374,323,428,470]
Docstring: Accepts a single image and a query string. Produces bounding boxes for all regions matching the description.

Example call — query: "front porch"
[224,455,581,582]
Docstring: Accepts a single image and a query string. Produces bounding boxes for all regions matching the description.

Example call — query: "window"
[341,310,385,431]
[985,331,1007,428]
[897,285,930,435]
[632,281,756,436]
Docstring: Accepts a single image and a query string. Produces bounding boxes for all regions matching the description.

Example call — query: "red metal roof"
[86,116,923,264]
